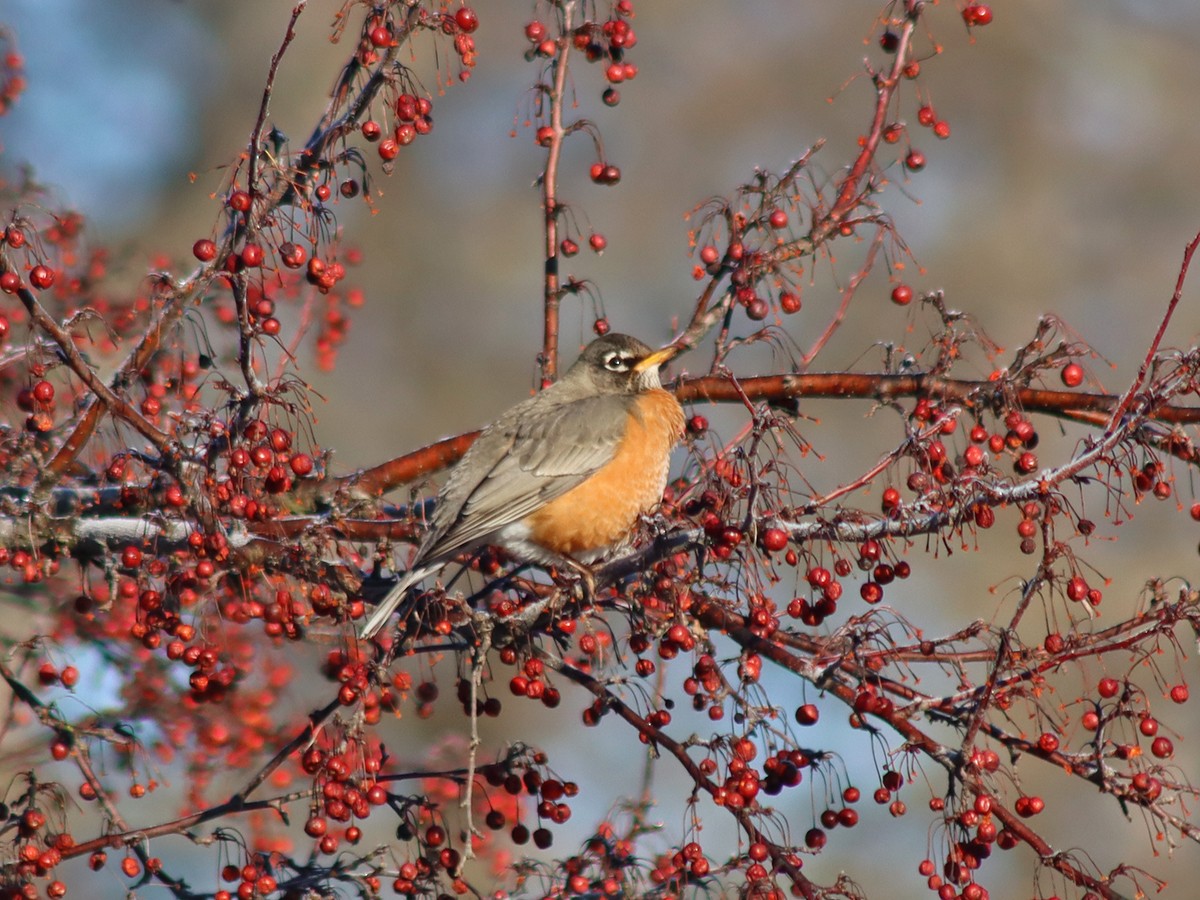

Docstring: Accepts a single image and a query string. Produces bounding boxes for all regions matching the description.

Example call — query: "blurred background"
[4,0,1200,896]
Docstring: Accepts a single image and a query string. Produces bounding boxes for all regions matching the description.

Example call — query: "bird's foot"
[551,559,597,607]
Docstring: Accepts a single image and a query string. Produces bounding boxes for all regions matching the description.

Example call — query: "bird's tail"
[358,563,439,640]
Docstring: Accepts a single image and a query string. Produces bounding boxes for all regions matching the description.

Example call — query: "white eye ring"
[603,352,631,371]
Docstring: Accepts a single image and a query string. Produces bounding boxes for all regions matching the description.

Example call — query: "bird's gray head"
[566,333,679,394]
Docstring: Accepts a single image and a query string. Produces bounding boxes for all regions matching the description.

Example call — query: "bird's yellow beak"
[634,344,679,373]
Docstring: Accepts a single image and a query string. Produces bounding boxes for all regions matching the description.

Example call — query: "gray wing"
[415,392,632,563]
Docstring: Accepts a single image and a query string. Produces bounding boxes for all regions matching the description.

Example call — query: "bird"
[359,333,685,640]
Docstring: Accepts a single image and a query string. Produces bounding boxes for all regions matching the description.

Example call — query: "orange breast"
[525,389,684,559]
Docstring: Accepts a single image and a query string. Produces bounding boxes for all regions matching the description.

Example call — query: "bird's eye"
[603,352,632,371]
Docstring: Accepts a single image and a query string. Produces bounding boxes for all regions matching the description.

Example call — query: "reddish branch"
[1106,229,1200,432]
[3,280,170,454]
[337,370,1200,497]
[815,7,919,239]
[536,3,577,384]
[341,430,480,497]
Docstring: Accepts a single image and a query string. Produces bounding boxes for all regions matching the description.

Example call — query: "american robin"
[359,333,684,640]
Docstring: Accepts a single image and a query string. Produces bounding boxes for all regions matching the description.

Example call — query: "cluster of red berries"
[0,45,24,116]
[205,419,316,523]
[557,232,608,258]
[361,7,477,78]
[372,92,436,162]
[524,0,636,102]
[212,858,284,900]
[8,805,75,899]
[504,652,563,709]
[1,220,69,298]
[445,6,479,74]
[16,370,58,433]
[298,736,387,857]
[494,765,575,839]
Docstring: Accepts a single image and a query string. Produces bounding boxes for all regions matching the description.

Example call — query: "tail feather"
[359,563,439,640]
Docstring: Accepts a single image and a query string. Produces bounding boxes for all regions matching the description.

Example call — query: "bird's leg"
[557,557,597,606]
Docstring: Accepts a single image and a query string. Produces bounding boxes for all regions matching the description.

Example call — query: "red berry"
[768,209,788,229]
[281,242,307,268]
[1061,362,1084,387]
[589,233,607,253]
[0,272,19,293]
[779,290,801,314]
[1170,684,1189,703]
[32,380,54,403]
[904,149,926,171]
[378,138,399,160]
[454,7,478,33]
[524,21,546,42]
[761,527,788,552]
[228,190,252,212]
[240,244,264,267]
[933,120,951,139]
[369,25,391,47]
[917,105,936,127]
[890,284,913,305]
[395,94,418,121]
[1066,576,1089,602]
[121,545,143,568]
[4,227,25,248]
[193,239,218,262]
[963,4,993,26]
[1151,736,1174,758]
[795,703,819,725]
[305,816,328,837]
[1015,451,1038,474]
[30,265,54,289]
